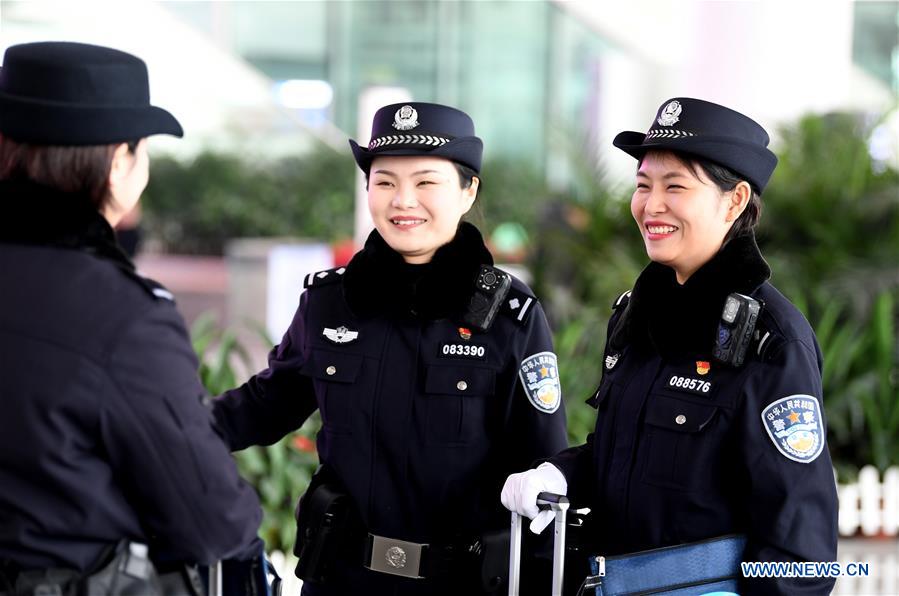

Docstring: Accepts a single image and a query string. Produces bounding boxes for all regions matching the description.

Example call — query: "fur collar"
[342,222,493,321]
[0,179,133,270]
[610,233,771,359]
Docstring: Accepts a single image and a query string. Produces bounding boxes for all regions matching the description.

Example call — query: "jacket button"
[675,414,687,425]
[326,365,337,376]
[456,380,468,391]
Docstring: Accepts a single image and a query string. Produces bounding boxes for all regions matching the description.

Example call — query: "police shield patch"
[518,352,561,413]
[761,395,825,463]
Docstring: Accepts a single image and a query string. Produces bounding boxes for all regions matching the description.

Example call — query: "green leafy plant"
[190,312,320,552]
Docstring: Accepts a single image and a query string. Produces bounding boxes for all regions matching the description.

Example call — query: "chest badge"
[323,326,359,344]
[696,361,710,375]
[761,394,825,464]
[605,353,620,370]
[458,327,472,341]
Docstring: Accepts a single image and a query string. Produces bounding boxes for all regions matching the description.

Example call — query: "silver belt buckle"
[365,533,427,579]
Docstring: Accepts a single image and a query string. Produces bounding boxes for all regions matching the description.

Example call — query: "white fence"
[838,466,899,537]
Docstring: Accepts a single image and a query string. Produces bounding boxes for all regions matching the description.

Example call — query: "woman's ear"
[462,176,480,213]
[106,142,133,200]
[725,180,752,223]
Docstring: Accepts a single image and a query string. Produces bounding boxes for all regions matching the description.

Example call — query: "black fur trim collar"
[342,221,493,321]
[0,179,133,270]
[610,233,771,359]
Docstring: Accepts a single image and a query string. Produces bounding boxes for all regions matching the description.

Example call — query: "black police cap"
[0,41,182,146]
[350,102,483,174]
[613,97,777,192]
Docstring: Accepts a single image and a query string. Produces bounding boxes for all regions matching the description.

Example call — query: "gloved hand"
[500,463,568,534]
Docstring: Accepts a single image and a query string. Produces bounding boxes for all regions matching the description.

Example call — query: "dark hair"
[453,162,478,193]
[640,150,762,243]
[0,135,139,210]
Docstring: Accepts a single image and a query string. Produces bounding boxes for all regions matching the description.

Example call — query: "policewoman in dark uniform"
[0,42,263,594]
[502,98,838,595]
[213,102,569,595]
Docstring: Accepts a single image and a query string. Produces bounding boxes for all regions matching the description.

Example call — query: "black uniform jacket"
[551,234,838,595]
[214,223,569,593]
[0,180,262,571]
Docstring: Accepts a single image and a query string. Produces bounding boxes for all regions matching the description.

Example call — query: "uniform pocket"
[300,349,364,432]
[422,364,495,445]
[641,394,720,491]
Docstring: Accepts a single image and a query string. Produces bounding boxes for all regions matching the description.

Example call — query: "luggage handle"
[508,491,569,596]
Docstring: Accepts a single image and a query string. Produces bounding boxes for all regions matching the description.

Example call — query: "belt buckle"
[365,533,427,579]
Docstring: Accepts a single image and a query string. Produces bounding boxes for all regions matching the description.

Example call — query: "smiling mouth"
[646,224,678,234]
[390,218,426,227]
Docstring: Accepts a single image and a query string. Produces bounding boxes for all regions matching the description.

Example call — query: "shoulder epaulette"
[500,285,537,326]
[128,266,176,302]
[612,290,631,311]
[303,266,347,289]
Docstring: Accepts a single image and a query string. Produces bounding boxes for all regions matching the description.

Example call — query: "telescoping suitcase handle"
[508,491,569,596]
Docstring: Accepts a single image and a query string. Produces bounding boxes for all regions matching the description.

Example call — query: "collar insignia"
[323,325,359,344]
[605,353,620,370]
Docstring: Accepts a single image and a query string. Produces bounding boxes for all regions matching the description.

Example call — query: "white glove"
[500,463,568,534]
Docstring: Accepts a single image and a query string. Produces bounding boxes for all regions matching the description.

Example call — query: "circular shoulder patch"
[761,394,825,463]
[518,352,561,413]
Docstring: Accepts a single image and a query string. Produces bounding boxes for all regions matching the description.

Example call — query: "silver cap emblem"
[657,100,682,126]
[385,546,407,569]
[392,105,419,130]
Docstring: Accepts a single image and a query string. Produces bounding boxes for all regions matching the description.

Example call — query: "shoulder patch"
[612,290,631,311]
[761,394,825,463]
[500,287,536,326]
[518,351,561,413]
[303,266,346,289]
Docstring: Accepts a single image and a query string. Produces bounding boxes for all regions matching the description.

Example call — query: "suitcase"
[508,491,570,596]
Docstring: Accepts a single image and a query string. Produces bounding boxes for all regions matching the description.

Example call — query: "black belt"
[363,532,479,580]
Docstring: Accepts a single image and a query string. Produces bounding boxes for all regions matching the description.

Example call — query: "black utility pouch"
[293,469,353,584]
[478,529,510,594]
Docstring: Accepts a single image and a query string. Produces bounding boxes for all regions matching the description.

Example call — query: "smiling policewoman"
[502,98,838,595]
[213,102,569,595]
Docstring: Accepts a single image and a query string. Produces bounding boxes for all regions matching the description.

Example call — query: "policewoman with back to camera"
[0,42,264,595]
[213,102,569,595]
[501,98,838,595]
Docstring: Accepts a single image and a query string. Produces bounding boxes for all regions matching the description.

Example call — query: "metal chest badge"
[518,352,561,413]
[392,105,419,130]
[657,100,682,126]
[696,361,710,375]
[761,394,825,463]
[322,326,359,344]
